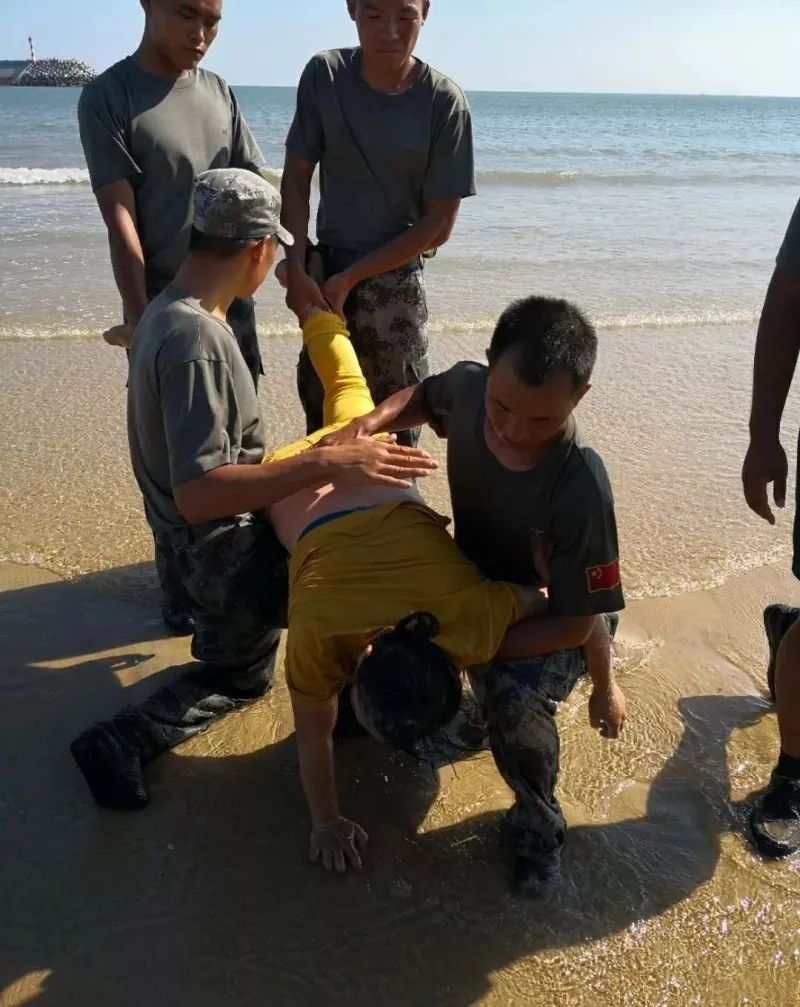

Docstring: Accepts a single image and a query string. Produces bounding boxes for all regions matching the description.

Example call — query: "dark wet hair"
[356,612,462,754]
[488,296,597,389]
[189,226,273,260]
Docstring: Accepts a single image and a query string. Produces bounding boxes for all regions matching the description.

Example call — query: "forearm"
[297,728,340,826]
[280,167,311,273]
[360,384,431,435]
[108,227,147,326]
[750,269,800,441]
[495,615,594,661]
[174,451,333,524]
[582,616,613,689]
[292,695,340,825]
[343,211,454,287]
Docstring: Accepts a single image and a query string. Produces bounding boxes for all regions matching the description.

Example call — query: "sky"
[5,0,800,96]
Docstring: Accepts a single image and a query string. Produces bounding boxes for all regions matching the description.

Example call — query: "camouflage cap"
[193,168,294,245]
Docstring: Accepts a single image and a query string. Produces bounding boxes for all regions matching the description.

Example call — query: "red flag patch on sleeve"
[586,560,621,593]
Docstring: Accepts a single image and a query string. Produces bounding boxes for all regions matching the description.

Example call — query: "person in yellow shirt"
[265,290,602,882]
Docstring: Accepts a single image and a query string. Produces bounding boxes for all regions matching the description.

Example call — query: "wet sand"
[2,557,799,1007]
[1,334,800,1005]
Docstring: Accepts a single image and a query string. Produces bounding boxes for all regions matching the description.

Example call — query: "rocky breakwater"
[18,58,96,87]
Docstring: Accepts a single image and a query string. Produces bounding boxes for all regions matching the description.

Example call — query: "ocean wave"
[474,168,792,188]
[0,167,91,186]
[0,309,759,343]
[421,308,759,333]
[1,164,788,191]
[0,166,286,187]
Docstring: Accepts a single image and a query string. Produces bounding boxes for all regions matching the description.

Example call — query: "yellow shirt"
[286,501,525,703]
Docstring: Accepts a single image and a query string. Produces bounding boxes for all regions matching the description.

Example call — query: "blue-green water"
[1,86,799,337]
[3,86,800,596]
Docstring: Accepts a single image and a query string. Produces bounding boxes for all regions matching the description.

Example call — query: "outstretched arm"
[320,384,432,446]
[291,692,368,873]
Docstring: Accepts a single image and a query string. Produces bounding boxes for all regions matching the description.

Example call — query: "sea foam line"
[1,165,789,190]
[0,167,91,186]
[0,308,759,343]
[0,166,284,187]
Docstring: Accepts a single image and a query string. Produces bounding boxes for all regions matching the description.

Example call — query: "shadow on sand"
[0,566,769,1006]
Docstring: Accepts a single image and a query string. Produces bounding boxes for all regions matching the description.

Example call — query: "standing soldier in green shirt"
[281,0,475,447]
[742,197,800,860]
[78,0,266,634]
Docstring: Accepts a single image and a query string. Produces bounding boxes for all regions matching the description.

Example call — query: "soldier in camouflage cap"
[70,165,436,812]
[194,168,294,245]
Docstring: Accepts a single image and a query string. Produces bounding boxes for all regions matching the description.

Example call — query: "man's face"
[142,0,222,72]
[349,0,428,68]
[484,354,589,465]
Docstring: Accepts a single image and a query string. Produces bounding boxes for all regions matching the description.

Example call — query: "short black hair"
[356,612,462,754]
[189,226,271,259]
[488,296,597,389]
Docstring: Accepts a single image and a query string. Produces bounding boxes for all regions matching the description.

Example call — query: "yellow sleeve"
[262,311,376,465]
[302,311,375,427]
[285,618,350,704]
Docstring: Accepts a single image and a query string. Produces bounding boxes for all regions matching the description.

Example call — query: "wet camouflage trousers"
[469,648,587,859]
[297,249,430,449]
[115,516,289,763]
[143,281,263,616]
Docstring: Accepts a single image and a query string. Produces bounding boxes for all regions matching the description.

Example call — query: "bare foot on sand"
[102,324,134,349]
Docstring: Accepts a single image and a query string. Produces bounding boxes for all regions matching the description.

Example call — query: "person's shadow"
[0,568,770,1007]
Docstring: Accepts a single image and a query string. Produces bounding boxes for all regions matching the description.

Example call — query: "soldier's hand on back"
[319,416,378,446]
[320,439,437,489]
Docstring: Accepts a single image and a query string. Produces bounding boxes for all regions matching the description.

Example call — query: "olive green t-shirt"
[78,57,265,285]
[422,362,625,618]
[127,287,266,534]
[286,47,475,253]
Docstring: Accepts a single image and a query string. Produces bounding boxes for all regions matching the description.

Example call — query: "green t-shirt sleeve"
[423,89,476,201]
[161,358,244,488]
[77,82,141,191]
[285,58,323,166]
[776,198,800,277]
[547,482,625,618]
[228,85,266,173]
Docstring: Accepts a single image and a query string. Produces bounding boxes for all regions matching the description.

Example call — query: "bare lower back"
[270,482,425,553]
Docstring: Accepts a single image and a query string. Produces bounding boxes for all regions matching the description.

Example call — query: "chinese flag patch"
[586,560,621,593]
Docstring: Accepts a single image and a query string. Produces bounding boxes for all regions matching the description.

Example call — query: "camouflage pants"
[469,649,587,860]
[114,515,288,764]
[143,281,263,616]
[297,248,429,449]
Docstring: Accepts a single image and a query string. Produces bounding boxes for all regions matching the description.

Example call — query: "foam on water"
[0,166,91,186]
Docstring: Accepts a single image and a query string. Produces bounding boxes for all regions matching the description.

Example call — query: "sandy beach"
[2,557,800,1006]
[1,331,800,1006]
